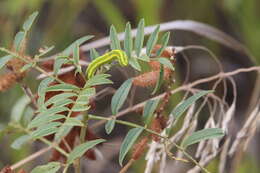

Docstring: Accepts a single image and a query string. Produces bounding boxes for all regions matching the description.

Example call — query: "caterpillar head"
[112,50,128,66]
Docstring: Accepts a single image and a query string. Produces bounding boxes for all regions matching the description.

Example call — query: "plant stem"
[62,165,69,173]
[74,113,89,173]
[80,114,89,143]
[10,123,69,157]
[88,114,210,173]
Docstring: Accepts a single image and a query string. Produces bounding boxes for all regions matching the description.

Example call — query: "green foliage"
[135,19,145,57]
[111,78,133,115]
[156,32,170,56]
[110,25,121,50]
[0,12,232,173]
[171,90,213,121]
[73,43,82,74]
[105,118,116,134]
[67,139,106,164]
[90,48,100,60]
[31,162,61,173]
[22,11,39,31]
[154,57,175,71]
[45,83,80,92]
[146,25,160,56]
[85,74,113,87]
[13,31,26,51]
[62,35,94,56]
[0,55,12,69]
[31,122,61,139]
[181,128,225,149]
[11,95,31,123]
[143,98,160,124]
[124,22,133,59]
[11,134,31,150]
[119,127,143,166]
[151,64,164,95]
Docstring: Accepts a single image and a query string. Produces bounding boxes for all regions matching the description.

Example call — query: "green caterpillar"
[86,49,128,79]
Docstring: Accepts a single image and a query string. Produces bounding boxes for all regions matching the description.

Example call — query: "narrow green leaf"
[73,43,80,66]
[74,99,91,106]
[181,128,225,149]
[21,106,34,127]
[119,127,143,166]
[111,79,133,114]
[53,99,74,107]
[135,19,145,57]
[54,125,72,142]
[54,117,83,142]
[129,58,141,71]
[45,93,76,107]
[124,22,132,59]
[110,25,121,50]
[11,95,31,123]
[31,162,61,173]
[11,135,31,150]
[156,32,170,56]
[71,105,90,112]
[64,117,84,127]
[155,57,175,71]
[85,74,113,87]
[67,139,106,164]
[31,122,61,139]
[46,83,79,92]
[37,77,54,108]
[38,106,69,116]
[151,65,164,95]
[0,55,12,69]
[38,46,55,57]
[90,48,100,60]
[38,77,54,96]
[171,90,213,120]
[63,35,94,56]
[143,99,160,124]
[28,114,65,129]
[146,25,160,56]
[73,88,96,107]
[79,87,96,98]
[14,31,26,51]
[20,63,33,72]
[53,57,68,75]
[23,11,38,31]
[137,54,150,62]
[105,118,116,134]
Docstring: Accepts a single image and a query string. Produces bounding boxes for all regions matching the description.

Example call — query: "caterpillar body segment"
[86,50,128,79]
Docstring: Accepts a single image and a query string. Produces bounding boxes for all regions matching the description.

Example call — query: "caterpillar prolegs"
[86,50,128,79]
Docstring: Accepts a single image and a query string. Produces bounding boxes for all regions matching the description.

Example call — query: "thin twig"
[90,66,260,129]
[10,146,52,170]
[20,83,38,110]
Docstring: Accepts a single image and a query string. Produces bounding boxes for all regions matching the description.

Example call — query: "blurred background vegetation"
[0,0,259,172]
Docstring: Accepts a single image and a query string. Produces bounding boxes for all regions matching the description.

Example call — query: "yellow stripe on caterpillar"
[86,50,128,79]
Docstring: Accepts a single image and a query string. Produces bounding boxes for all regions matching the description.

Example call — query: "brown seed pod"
[133,68,171,87]
[150,117,162,142]
[152,45,175,58]
[0,72,23,92]
[131,137,149,160]
[132,44,175,88]
[0,166,12,173]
